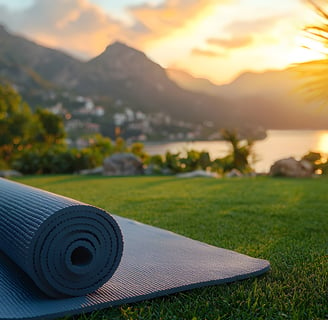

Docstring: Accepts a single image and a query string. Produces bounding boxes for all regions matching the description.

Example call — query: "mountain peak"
[89,40,150,70]
[104,41,142,55]
[107,41,129,49]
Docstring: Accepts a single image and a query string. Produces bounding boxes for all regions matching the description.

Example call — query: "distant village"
[45,93,219,147]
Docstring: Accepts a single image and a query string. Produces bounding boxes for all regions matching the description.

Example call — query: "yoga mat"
[0,178,270,320]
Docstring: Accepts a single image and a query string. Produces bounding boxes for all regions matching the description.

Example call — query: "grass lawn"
[15,175,327,320]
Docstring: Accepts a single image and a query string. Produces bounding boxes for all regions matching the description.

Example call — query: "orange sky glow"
[0,0,326,84]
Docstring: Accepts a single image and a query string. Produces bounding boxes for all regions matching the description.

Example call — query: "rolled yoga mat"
[0,178,270,320]
[0,178,123,298]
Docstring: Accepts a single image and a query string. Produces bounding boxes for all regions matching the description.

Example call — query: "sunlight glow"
[317,132,328,155]
[288,36,327,64]
[146,2,223,67]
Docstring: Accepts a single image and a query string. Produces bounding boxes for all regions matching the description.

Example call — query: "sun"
[288,36,326,64]
[317,132,328,155]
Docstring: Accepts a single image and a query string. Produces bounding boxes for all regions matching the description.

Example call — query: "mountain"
[166,69,219,95]
[168,68,328,129]
[0,25,236,129]
[75,42,235,124]
[0,25,82,90]
[1,24,326,134]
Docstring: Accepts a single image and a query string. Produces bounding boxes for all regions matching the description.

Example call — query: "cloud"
[128,0,218,39]
[200,15,285,54]
[224,15,284,36]
[0,0,223,59]
[191,48,224,57]
[207,35,253,49]
[0,0,132,58]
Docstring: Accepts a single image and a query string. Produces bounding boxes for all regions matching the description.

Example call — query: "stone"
[79,166,103,175]
[176,170,218,178]
[103,153,144,176]
[269,157,313,178]
[226,169,243,177]
[0,170,22,178]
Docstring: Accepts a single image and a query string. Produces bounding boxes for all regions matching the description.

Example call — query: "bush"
[129,142,149,162]
[0,157,10,170]
[302,151,328,175]
[146,154,164,174]
[12,148,43,174]
[12,145,105,174]
[164,152,183,173]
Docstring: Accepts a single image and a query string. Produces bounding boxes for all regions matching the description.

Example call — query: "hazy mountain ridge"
[168,68,328,129]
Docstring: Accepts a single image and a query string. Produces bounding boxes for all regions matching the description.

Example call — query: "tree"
[33,108,66,145]
[220,129,255,173]
[0,83,33,162]
[294,0,328,107]
[87,134,113,156]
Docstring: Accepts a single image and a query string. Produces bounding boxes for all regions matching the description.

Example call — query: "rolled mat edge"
[0,178,123,298]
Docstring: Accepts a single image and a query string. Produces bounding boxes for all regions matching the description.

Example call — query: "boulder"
[226,169,243,178]
[79,166,103,175]
[176,170,218,178]
[269,157,313,178]
[0,170,22,178]
[103,153,144,176]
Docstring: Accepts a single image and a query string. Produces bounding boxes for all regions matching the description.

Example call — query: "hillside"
[168,68,328,129]
[0,25,81,89]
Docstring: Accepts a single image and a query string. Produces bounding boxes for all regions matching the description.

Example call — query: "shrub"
[164,152,183,173]
[302,151,328,175]
[146,154,164,174]
[12,145,105,174]
[129,142,149,162]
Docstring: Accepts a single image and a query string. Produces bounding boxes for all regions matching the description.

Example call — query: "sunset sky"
[0,0,325,84]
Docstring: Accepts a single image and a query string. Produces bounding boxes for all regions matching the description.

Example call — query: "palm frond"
[293,1,328,108]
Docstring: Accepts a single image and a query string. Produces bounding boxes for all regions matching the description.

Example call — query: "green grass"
[15,175,328,320]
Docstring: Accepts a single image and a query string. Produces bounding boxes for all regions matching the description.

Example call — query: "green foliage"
[180,150,212,172]
[0,83,68,167]
[211,155,234,174]
[149,150,213,174]
[114,137,127,153]
[220,128,255,173]
[0,83,110,173]
[146,155,164,174]
[0,157,9,170]
[77,148,104,170]
[129,142,149,162]
[12,145,105,174]
[16,175,328,320]
[164,151,183,173]
[0,83,34,162]
[33,108,66,145]
[144,130,256,175]
[302,150,328,174]
[198,151,211,170]
[84,134,113,157]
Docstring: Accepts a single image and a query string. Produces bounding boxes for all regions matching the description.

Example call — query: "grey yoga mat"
[0,178,270,320]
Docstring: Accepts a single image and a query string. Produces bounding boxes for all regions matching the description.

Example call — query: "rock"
[226,169,243,177]
[176,170,218,178]
[269,157,313,177]
[144,164,164,175]
[0,170,22,178]
[79,166,103,175]
[103,153,144,176]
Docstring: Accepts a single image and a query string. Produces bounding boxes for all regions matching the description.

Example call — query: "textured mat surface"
[0,178,270,320]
